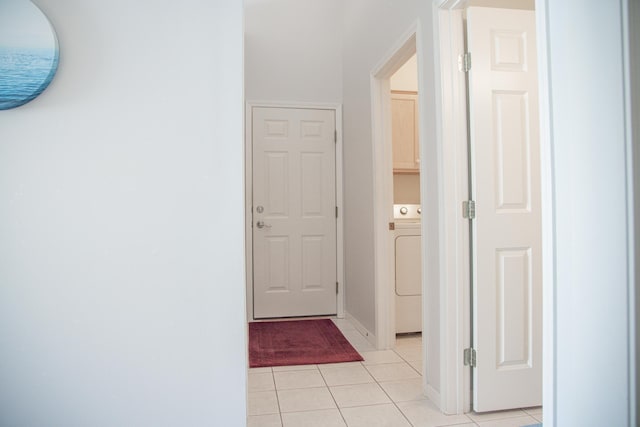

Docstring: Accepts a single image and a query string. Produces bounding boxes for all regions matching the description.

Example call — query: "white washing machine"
[393,204,422,334]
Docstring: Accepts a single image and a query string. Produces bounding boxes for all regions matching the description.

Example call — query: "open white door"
[252,107,337,318]
[467,7,542,411]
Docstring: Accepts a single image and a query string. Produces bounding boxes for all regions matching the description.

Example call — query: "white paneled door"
[252,107,337,318]
[467,7,542,411]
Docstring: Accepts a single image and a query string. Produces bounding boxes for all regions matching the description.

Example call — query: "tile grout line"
[341,324,418,426]
[351,328,421,426]
[387,340,479,427]
[374,375,417,427]
[270,367,285,427]
[360,348,418,427]
[316,361,350,427]
[391,342,423,376]
[385,345,426,426]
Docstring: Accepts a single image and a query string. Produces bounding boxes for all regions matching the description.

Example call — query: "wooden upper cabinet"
[391,92,420,173]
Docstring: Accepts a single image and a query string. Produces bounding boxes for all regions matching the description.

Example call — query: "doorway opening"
[370,27,420,350]
[390,54,423,338]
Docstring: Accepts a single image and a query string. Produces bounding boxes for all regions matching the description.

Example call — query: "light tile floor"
[248,318,543,427]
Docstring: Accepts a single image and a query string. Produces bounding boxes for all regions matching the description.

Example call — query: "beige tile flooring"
[248,318,543,427]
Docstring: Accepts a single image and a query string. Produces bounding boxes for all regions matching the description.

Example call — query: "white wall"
[0,1,247,426]
[341,0,442,399]
[394,174,421,204]
[244,0,343,103]
[341,0,420,334]
[391,54,418,92]
[545,0,635,424]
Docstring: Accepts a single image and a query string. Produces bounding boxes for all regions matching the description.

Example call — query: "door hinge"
[336,282,339,294]
[335,206,338,218]
[462,200,476,219]
[464,347,477,367]
[334,129,337,143]
[459,52,472,72]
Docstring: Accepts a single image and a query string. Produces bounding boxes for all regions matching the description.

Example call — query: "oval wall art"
[0,0,60,110]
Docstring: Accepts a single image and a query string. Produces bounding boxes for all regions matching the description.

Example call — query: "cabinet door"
[391,92,419,172]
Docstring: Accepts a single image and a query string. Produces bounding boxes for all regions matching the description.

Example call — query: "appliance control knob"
[417,208,421,214]
[400,207,408,215]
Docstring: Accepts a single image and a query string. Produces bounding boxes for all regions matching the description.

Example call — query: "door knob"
[256,221,271,229]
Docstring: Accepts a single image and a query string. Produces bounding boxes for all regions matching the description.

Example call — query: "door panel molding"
[245,101,344,321]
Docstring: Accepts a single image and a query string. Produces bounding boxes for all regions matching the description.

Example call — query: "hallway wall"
[244,0,343,103]
[391,54,419,92]
[340,0,426,337]
[243,0,443,399]
[341,1,441,398]
[0,1,246,425]
[243,0,420,335]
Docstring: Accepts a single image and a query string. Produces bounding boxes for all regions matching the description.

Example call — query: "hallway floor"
[247,318,543,427]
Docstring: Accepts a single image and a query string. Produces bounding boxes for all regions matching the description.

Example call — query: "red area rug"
[249,319,364,368]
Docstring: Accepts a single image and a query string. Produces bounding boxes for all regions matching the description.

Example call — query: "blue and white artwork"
[0,0,59,110]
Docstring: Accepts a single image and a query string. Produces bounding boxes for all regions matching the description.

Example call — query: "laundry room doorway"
[370,28,423,352]
[370,24,443,405]
[389,55,423,337]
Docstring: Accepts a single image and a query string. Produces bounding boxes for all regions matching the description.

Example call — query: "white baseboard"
[345,311,377,347]
[425,383,441,410]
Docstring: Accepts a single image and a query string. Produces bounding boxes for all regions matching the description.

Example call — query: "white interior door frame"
[370,24,418,352]
[431,0,554,416]
[244,101,345,321]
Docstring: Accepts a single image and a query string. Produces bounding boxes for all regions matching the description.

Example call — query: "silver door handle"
[256,221,271,229]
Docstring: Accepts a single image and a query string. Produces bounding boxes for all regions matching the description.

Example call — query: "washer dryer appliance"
[393,204,422,333]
